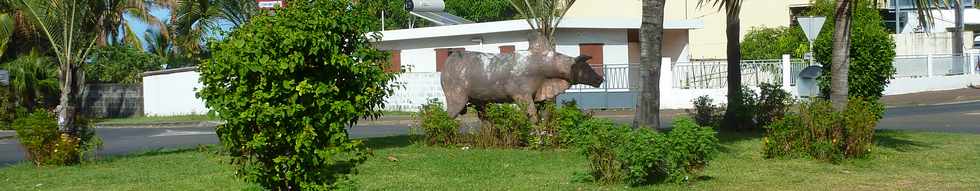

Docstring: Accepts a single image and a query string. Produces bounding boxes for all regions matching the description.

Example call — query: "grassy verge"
[96,115,219,125]
[1,130,978,190]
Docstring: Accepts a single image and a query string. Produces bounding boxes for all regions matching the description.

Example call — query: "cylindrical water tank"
[404,0,445,12]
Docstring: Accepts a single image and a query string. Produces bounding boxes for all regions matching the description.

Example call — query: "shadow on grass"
[359,135,417,150]
[874,130,934,152]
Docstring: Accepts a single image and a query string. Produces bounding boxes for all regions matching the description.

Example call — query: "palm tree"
[698,0,743,129]
[828,0,975,110]
[171,0,256,56]
[19,0,98,134]
[636,0,666,129]
[507,0,576,49]
[92,0,162,48]
[1,50,59,110]
[0,13,12,59]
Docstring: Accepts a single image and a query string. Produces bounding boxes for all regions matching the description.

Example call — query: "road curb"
[885,100,980,109]
[95,121,225,129]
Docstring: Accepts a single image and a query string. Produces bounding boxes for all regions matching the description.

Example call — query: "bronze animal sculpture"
[440,49,604,121]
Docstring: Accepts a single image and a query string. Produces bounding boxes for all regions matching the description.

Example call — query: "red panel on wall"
[435,48,465,72]
[579,43,604,76]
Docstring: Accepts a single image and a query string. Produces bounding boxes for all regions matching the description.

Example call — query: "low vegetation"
[11,111,101,166]
[2,130,977,190]
[763,98,880,162]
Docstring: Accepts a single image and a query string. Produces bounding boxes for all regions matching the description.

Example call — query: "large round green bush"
[741,26,808,60]
[812,0,896,101]
[196,1,397,189]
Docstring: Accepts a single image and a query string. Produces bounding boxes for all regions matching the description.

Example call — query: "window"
[499,45,516,54]
[386,50,401,73]
[579,43,604,76]
[435,48,465,72]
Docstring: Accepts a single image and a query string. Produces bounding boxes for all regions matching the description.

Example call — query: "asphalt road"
[2,101,978,166]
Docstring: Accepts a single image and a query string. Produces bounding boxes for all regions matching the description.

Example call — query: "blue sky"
[123,7,231,50]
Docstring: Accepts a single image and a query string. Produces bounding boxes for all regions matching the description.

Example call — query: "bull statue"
[440,48,604,121]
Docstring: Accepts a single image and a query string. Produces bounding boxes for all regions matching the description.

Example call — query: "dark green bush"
[413,99,460,146]
[731,86,759,130]
[474,103,532,147]
[13,110,101,166]
[741,26,808,60]
[811,0,896,101]
[0,89,14,130]
[536,101,591,148]
[85,45,164,84]
[687,95,724,128]
[571,117,719,185]
[756,83,793,127]
[196,1,396,189]
[762,98,879,162]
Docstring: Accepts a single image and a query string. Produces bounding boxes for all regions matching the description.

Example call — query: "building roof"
[379,18,704,42]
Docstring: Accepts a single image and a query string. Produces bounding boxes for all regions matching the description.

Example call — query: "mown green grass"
[96,114,219,125]
[1,130,978,190]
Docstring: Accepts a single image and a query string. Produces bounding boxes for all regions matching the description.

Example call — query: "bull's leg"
[514,95,539,124]
[445,93,468,118]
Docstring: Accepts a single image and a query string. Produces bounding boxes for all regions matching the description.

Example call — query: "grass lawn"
[1,130,978,190]
[96,115,219,125]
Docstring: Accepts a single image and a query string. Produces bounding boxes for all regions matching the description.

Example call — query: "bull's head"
[570,55,604,88]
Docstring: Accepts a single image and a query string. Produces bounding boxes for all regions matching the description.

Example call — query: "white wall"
[385,73,445,111]
[143,71,209,116]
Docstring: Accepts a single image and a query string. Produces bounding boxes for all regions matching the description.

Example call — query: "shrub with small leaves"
[413,99,460,146]
[762,98,879,162]
[13,110,101,166]
[476,103,532,147]
[756,83,793,127]
[196,1,396,189]
[535,101,591,148]
[687,95,724,128]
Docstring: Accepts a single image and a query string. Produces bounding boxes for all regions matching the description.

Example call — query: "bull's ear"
[575,55,592,63]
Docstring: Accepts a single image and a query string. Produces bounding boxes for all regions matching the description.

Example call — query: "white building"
[374,18,704,111]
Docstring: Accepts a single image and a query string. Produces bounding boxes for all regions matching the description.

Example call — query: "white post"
[927,54,934,77]
[781,54,794,96]
[660,57,673,105]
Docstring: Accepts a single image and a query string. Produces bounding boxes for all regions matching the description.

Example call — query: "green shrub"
[687,95,724,128]
[13,110,101,166]
[85,45,164,84]
[535,101,591,148]
[196,1,396,189]
[741,26,809,60]
[473,103,532,147]
[731,86,759,130]
[762,98,879,162]
[413,99,460,146]
[0,89,14,130]
[570,117,719,185]
[756,83,793,127]
[811,0,896,101]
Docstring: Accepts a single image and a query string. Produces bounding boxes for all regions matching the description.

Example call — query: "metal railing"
[893,55,973,78]
[672,59,787,89]
[568,64,635,92]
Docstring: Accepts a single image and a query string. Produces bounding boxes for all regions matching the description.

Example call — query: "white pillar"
[927,54,934,77]
[781,54,795,96]
[660,57,673,91]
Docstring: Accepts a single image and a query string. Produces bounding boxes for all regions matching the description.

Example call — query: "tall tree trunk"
[721,11,742,130]
[830,0,853,111]
[56,63,82,135]
[952,0,964,56]
[635,0,665,129]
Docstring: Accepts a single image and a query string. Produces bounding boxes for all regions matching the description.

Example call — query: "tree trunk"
[952,0,964,56]
[721,11,742,130]
[56,63,82,135]
[635,0,665,129]
[830,0,853,111]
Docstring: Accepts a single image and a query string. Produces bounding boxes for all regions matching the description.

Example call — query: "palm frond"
[0,13,13,59]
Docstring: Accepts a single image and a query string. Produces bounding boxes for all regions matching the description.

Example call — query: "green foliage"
[687,95,724,128]
[196,1,396,190]
[537,101,591,148]
[762,98,880,162]
[731,86,759,130]
[477,103,533,147]
[445,0,518,22]
[569,117,719,185]
[1,50,59,110]
[85,45,164,84]
[12,110,101,166]
[811,0,896,101]
[741,26,809,59]
[0,89,13,129]
[756,83,793,127]
[413,99,460,146]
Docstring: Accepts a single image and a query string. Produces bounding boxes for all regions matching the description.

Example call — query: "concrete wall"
[80,84,142,118]
[142,70,208,116]
[893,32,976,55]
